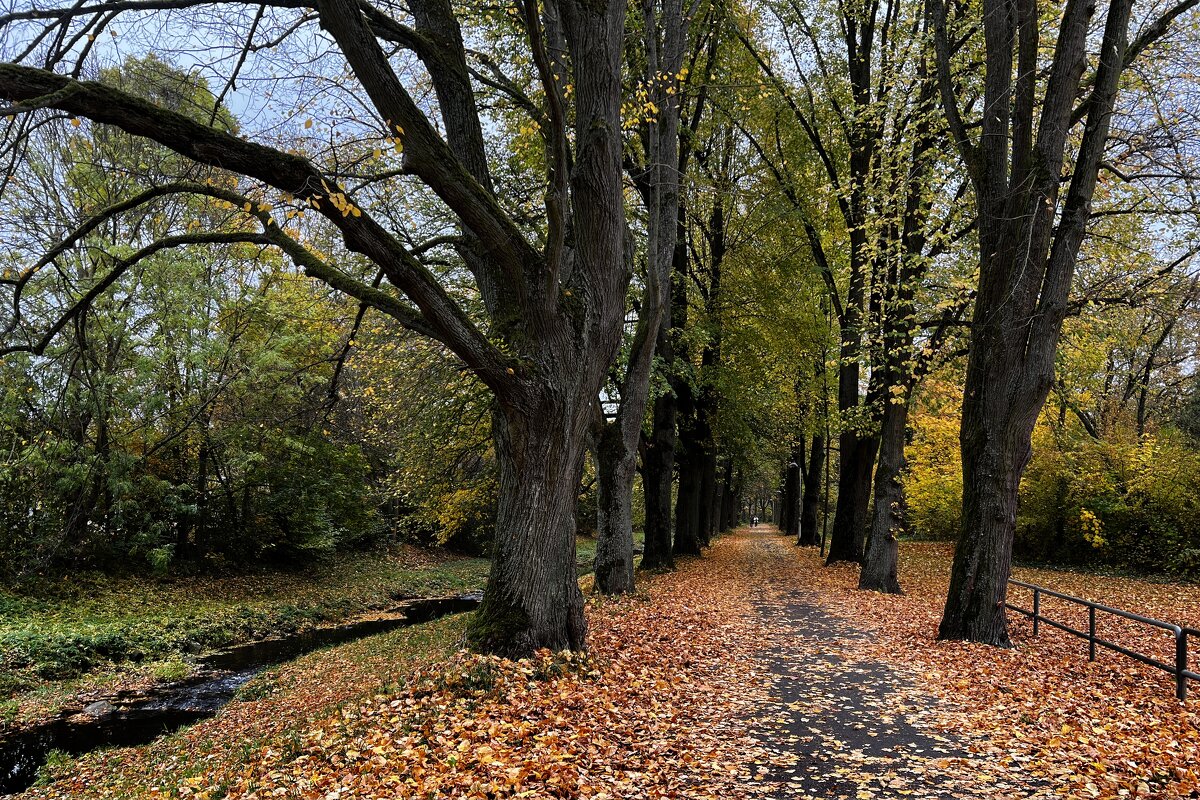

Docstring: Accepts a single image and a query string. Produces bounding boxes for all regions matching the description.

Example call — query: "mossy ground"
[1,545,489,726]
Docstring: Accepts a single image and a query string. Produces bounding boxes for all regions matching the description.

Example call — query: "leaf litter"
[19,529,1200,799]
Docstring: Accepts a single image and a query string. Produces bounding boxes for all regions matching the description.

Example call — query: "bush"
[1016,425,1200,578]
[904,381,962,540]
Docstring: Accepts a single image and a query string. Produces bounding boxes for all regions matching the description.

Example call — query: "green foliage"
[0,56,388,578]
[1018,427,1200,578]
[336,320,497,554]
[907,373,1200,578]
[0,548,489,699]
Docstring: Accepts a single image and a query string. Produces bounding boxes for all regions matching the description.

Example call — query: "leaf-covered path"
[18,527,1199,799]
[740,530,1199,800]
[741,532,1039,799]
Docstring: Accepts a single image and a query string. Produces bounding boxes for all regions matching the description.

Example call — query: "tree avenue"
[0,0,1198,672]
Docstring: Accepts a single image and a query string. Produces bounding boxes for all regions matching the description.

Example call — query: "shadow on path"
[743,533,1050,799]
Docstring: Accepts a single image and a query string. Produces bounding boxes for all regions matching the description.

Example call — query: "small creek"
[0,594,480,796]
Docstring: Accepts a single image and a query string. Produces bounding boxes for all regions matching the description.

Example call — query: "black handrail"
[1006,578,1199,700]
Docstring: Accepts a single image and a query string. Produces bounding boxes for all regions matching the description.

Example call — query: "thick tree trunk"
[931,0,1134,645]
[698,443,717,547]
[800,434,823,545]
[593,0,685,591]
[937,376,1028,643]
[595,424,637,594]
[674,410,703,554]
[470,394,591,655]
[784,440,803,540]
[860,400,908,593]
[826,431,879,563]
[640,360,676,570]
[468,0,628,654]
[717,458,734,533]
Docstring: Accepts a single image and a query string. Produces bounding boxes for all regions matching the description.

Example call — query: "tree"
[639,8,724,568]
[931,0,1199,643]
[0,0,631,655]
[592,0,688,595]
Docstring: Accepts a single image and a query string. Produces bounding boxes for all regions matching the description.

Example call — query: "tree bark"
[595,422,637,594]
[673,393,703,555]
[473,393,591,655]
[592,0,686,594]
[639,325,676,570]
[934,0,1136,644]
[800,434,823,545]
[697,423,717,547]
[718,458,735,533]
[860,399,907,593]
[826,430,879,563]
[784,441,803,540]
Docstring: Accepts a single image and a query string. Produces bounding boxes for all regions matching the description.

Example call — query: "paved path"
[740,532,1049,799]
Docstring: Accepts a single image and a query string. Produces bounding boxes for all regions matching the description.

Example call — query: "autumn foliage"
[20,529,1199,800]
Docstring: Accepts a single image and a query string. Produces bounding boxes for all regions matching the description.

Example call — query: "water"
[0,594,480,795]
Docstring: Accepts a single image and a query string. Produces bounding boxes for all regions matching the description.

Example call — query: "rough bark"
[935,0,1136,644]
[784,442,803,540]
[673,393,703,555]
[594,423,637,594]
[826,430,879,563]
[473,394,592,654]
[800,434,823,545]
[591,0,686,595]
[718,458,735,533]
[860,399,907,593]
[639,320,677,570]
[697,419,717,547]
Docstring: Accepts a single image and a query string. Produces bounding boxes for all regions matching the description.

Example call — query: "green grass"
[574,530,644,571]
[0,546,489,723]
[27,615,469,799]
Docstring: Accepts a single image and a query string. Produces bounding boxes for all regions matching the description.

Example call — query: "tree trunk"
[673,405,703,554]
[937,379,1027,643]
[784,441,803,540]
[698,443,717,547]
[469,394,591,655]
[860,400,907,593]
[800,434,823,545]
[717,458,734,533]
[595,423,637,594]
[639,353,676,569]
[933,0,1135,645]
[826,430,879,563]
[593,0,686,592]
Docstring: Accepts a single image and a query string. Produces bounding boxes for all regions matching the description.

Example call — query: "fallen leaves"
[19,531,1200,800]
[784,538,1200,800]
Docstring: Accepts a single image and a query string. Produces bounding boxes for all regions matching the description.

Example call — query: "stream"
[0,593,480,796]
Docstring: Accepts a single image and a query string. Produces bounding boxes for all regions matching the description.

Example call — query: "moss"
[463,593,530,656]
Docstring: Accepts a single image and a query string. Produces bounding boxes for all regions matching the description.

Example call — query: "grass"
[574,529,645,570]
[26,614,469,800]
[0,544,490,725]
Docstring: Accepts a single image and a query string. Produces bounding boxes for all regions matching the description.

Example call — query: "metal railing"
[1006,579,1200,700]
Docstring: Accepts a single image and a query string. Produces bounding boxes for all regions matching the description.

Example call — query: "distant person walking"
[751,516,759,528]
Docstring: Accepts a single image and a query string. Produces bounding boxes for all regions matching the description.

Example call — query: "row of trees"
[0,0,1196,655]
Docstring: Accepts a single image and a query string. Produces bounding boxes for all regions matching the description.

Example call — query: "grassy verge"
[26,614,469,799]
[1,545,490,726]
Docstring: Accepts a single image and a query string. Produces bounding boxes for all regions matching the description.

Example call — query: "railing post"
[1177,630,1188,701]
[1033,589,1040,636]
[1088,606,1096,661]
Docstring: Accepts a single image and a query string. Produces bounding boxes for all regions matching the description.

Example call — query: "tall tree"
[931,0,1198,643]
[593,0,688,594]
[0,0,630,655]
